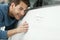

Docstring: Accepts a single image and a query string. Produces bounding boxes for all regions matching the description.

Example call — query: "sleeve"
[0,10,8,39]
[0,10,4,27]
[0,30,8,39]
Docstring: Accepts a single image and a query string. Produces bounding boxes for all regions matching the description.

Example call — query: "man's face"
[10,1,28,20]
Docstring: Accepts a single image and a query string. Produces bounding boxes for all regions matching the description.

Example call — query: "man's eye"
[19,7,23,10]
[24,10,28,13]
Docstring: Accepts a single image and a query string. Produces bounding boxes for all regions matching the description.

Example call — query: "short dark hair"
[9,0,30,7]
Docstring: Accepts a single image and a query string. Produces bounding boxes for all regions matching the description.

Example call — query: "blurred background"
[0,0,8,4]
[0,0,60,8]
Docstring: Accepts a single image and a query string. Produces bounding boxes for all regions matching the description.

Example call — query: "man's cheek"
[17,15,20,19]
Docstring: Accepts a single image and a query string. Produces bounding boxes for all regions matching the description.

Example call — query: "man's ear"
[10,3,15,9]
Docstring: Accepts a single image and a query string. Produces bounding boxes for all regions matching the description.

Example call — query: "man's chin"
[15,17,23,20]
[16,18,20,20]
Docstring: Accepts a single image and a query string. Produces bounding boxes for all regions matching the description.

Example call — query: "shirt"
[0,4,18,40]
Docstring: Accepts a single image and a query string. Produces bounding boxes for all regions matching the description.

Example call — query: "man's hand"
[7,21,29,37]
[16,21,29,33]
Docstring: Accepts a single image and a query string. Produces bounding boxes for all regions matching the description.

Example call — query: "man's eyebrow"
[19,7,28,11]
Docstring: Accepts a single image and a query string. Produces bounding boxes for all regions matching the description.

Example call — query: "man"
[0,0,30,40]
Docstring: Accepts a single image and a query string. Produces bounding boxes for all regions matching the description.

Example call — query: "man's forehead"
[20,1,28,7]
[18,1,28,10]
